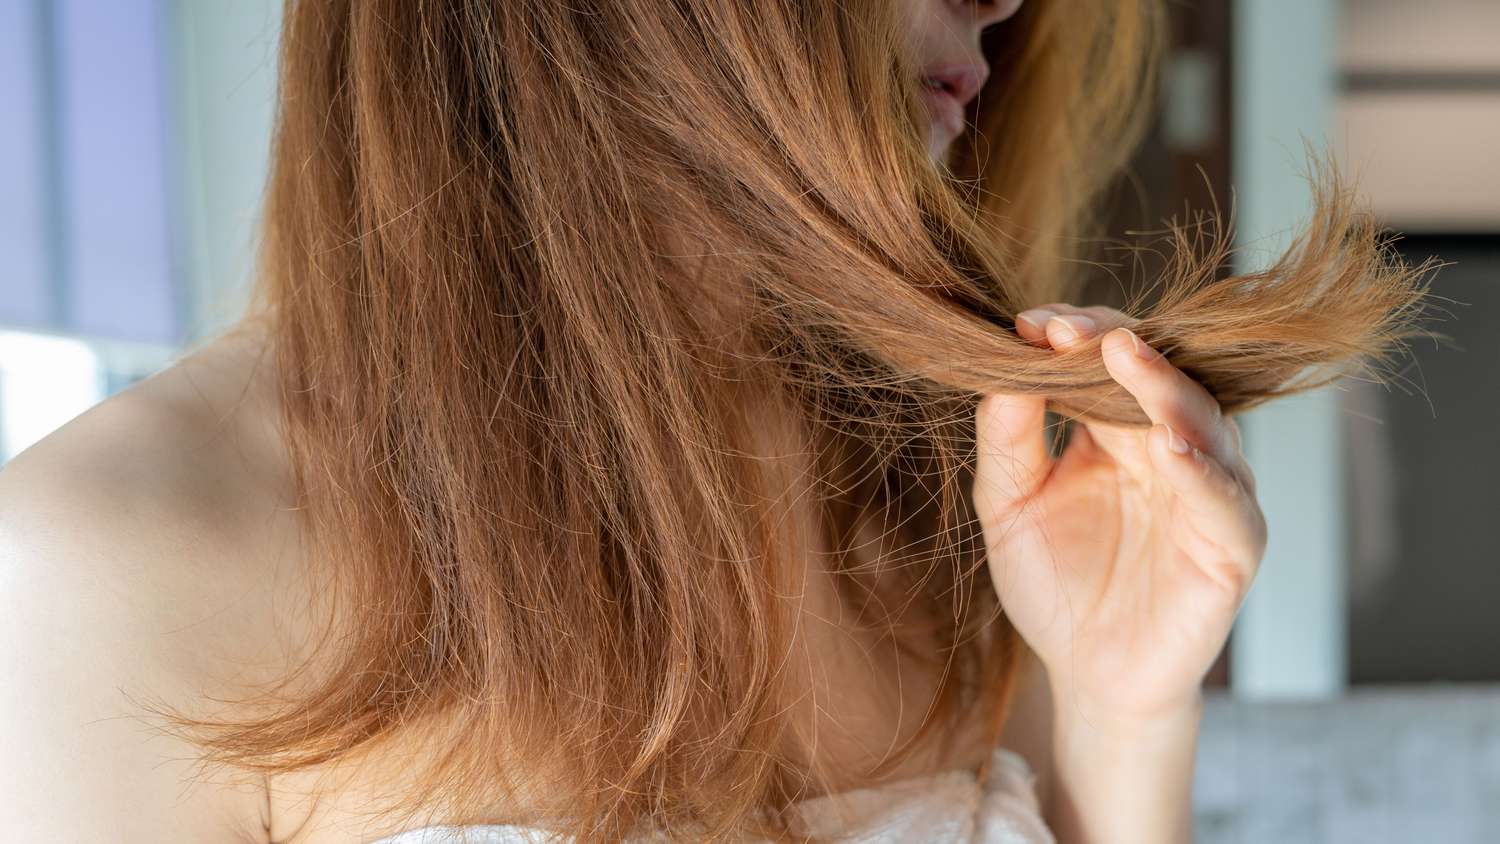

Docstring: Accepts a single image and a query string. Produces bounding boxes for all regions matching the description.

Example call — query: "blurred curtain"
[0,0,180,346]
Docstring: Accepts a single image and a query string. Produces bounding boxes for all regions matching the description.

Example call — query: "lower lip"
[921,86,965,142]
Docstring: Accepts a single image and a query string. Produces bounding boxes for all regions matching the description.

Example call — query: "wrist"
[1049,686,1203,758]
[1045,691,1202,844]
[1046,676,1205,736]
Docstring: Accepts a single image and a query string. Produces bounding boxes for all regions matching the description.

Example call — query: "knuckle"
[1247,507,1269,559]
[1196,452,1243,499]
[1222,416,1243,453]
[1219,560,1255,597]
[1197,393,1224,429]
[1214,462,1241,498]
[1238,460,1258,496]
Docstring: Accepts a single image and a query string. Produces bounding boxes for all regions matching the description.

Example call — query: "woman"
[0,1,1424,842]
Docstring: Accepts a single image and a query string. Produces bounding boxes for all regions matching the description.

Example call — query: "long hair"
[162,0,1428,840]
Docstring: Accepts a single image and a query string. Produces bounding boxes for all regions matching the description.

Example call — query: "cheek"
[897,1,946,63]
[894,1,952,163]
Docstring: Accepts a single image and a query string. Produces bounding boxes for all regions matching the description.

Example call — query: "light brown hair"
[162,0,1428,840]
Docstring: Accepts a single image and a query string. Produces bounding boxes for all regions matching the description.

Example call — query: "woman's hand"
[972,304,1267,725]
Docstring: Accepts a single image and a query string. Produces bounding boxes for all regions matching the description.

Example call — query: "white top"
[369,746,1054,843]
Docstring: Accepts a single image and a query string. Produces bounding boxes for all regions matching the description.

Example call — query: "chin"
[928,136,953,167]
[928,140,944,162]
[926,122,958,167]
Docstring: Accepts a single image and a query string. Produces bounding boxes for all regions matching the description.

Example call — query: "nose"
[951,0,1021,30]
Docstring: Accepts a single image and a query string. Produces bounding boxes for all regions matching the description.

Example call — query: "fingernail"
[1122,327,1157,361]
[1165,425,1191,455]
[1016,309,1056,330]
[1048,314,1096,344]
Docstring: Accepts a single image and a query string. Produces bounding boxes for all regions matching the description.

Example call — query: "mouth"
[920,76,966,141]
[919,64,988,144]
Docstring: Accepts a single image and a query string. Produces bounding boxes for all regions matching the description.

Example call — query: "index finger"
[1014,304,1137,348]
[1099,327,1243,475]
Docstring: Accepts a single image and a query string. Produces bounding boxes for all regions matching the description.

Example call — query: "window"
[0,0,184,464]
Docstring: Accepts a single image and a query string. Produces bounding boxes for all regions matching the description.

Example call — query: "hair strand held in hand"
[141,1,1434,841]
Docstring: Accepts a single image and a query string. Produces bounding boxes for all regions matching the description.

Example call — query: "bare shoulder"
[0,317,304,842]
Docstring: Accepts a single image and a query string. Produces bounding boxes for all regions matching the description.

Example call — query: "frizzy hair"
[157,0,1427,841]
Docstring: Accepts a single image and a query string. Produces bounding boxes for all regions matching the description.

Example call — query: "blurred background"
[1,1,1496,841]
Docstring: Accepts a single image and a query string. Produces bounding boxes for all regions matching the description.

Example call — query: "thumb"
[973,392,1051,520]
